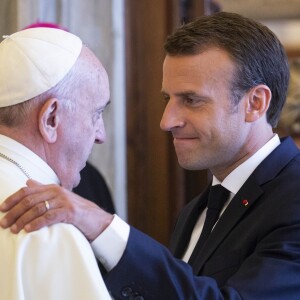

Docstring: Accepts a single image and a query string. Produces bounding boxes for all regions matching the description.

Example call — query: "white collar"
[0,134,60,185]
[213,134,280,195]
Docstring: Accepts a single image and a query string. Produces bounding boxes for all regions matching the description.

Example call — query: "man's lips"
[173,136,198,140]
[173,137,198,145]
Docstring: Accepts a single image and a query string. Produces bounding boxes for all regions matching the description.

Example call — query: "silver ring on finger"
[44,200,50,211]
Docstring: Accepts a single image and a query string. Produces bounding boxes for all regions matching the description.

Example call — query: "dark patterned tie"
[188,184,230,265]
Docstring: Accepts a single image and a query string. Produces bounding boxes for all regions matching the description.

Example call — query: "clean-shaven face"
[160,48,250,179]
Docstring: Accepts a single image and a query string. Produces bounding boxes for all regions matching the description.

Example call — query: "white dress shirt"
[0,134,111,300]
[182,134,280,261]
[92,134,280,269]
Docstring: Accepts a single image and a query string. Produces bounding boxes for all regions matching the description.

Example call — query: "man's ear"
[245,84,272,123]
[38,98,60,143]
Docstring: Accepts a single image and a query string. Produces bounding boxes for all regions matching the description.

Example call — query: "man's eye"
[92,110,103,123]
[184,97,196,104]
[162,94,170,102]
[184,97,203,106]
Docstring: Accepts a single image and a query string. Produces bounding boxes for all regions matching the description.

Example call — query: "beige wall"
[219,0,300,50]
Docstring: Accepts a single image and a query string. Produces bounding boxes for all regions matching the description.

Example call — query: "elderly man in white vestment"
[0,28,111,299]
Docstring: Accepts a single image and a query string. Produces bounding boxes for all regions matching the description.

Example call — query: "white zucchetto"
[0,27,82,107]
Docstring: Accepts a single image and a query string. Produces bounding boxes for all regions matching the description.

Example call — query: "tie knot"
[207,184,230,211]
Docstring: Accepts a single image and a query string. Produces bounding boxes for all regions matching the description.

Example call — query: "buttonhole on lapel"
[242,199,249,207]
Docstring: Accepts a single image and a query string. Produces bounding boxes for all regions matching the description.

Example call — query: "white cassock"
[0,134,111,300]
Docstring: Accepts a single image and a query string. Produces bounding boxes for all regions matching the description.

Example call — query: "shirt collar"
[213,134,280,195]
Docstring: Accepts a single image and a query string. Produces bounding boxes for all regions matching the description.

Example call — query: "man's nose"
[160,100,184,131]
[95,120,106,144]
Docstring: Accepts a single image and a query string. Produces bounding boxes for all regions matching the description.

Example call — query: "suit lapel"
[191,137,300,274]
[170,186,210,258]
[192,176,263,273]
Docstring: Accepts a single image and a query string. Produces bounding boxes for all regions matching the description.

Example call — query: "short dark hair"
[164,12,290,127]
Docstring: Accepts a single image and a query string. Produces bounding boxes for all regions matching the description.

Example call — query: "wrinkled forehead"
[99,66,110,101]
[79,46,110,101]
[162,49,236,89]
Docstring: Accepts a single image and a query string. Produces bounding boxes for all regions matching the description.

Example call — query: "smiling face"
[160,48,254,180]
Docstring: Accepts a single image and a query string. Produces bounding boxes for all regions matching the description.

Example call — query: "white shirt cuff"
[91,214,130,271]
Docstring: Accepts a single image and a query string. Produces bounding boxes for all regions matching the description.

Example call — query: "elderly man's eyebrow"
[101,100,111,110]
[105,100,111,108]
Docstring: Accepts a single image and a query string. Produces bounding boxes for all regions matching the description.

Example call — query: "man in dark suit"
[2,12,300,299]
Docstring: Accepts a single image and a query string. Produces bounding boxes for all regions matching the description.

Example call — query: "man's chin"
[178,158,205,171]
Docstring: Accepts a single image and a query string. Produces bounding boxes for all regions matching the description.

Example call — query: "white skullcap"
[0,27,82,107]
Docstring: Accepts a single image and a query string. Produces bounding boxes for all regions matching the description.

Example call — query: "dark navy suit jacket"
[105,137,300,299]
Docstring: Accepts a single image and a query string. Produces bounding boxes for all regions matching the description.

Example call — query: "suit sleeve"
[105,225,300,300]
[104,227,241,300]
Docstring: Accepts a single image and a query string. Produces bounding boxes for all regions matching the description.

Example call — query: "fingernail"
[11,224,18,233]
[0,218,7,228]
[0,203,6,211]
[24,224,31,232]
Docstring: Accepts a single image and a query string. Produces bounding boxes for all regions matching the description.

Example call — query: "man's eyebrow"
[176,91,200,97]
[101,100,111,109]
[161,90,201,97]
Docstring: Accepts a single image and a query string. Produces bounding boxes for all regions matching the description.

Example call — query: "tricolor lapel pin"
[242,199,249,207]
